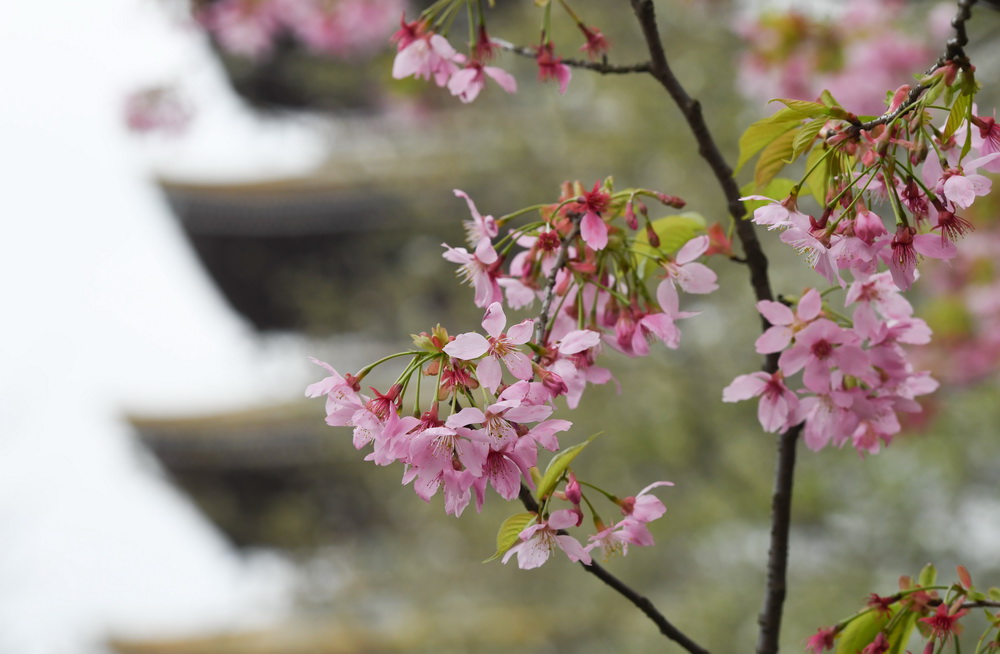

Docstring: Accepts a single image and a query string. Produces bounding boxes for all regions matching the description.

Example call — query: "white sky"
[0,1,327,651]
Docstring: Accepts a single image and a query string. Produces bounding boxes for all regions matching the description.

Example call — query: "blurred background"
[3,0,1000,652]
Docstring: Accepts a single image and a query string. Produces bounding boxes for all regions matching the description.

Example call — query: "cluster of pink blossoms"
[443,181,717,405]
[390,15,578,103]
[198,0,403,60]
[306,178,711,567]
[723,278,937,454]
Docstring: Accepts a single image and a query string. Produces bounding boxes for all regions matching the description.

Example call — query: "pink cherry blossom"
[805,626,838,653]
[878,226,956,291]
[853,208,888,245]
[619,481,674,522]
[443,302,534,393]
[778,319,870,393]
[442,243,502,308]
[535,43,572,95]
[939,153,1000,209]
[661,235,719,294]
[392,33,459,87]
[454,189,499,252]
[722,371,801,433]
[447,61,517,103]
[754,288,823,354]
[502,510,592,569]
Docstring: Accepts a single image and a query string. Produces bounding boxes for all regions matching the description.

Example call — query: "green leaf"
[770,98,832,118]
[740,178,796,216]
[633,212,706,277]
[804,146,835,206]
[754,127,798,190]
[919,563,937,587]
[736,109,805,173]
[944,92,972,141]
[790,118,827,163]
[885,609,917,654]
[484,512,536,563]
[988,587,1000,601]
[835,609,894,654]
[820,90,841,109]
[537,434,599,501]
[529,467,542,488]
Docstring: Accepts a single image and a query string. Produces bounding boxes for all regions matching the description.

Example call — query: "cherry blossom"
[722,371,800,433]
[447,61,517,103]
[535,43,572,94]
[443,302,534,393]
[502,510,592,569]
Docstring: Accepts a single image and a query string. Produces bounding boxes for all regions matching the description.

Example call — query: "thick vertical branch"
[755,424,801,654]
[627,0,774,313]
[626,1,793,650]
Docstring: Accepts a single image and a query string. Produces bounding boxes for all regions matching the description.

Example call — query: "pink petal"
[758,391,789,432]
[676,235,709,264]
[475,238,498,264]
[481,302,507,338]
[485,66,517,94]
[443,332,490,359]
[755,326,792,354]
[676,262,718,294]
[558,329,601,354]
[580,211,608,250]
[756,300,794,326]
[503,350,534,381]
[656,280,680,316]
[722,372,768,402]
[555,64,571,94]
[548,509,580,530]
[445,407,486,428]
[797,288,822,321]
[912,233,957,260]
[477,356,502,393]
[555,534,592,564]
[506,319,535,345]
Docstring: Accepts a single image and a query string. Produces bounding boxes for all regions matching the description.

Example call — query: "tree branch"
[533,219,580,348]
[625,2,798,651]
[626,0,777,364]
[755,424,801,654]
[518,484,711,654]
[497,39,651,75]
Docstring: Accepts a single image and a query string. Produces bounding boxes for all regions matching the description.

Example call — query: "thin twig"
[518,484,711,654]
[533,220,580,348]
[497,39,652,75]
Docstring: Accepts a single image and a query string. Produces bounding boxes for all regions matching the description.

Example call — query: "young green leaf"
[944,92,972,142]
[769,98,833,118]
[790,118,827,163]
[754,128,798,190]
[537,434,599,501]
[835,609,894,654]
[484,512,537,563]
[736,109,805,173]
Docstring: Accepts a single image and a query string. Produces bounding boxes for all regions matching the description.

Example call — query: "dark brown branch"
[497,40,651,75]
[625,1,796,650]
[626,0,777,365]
[755,424,801,654]
[518,484,710,654]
